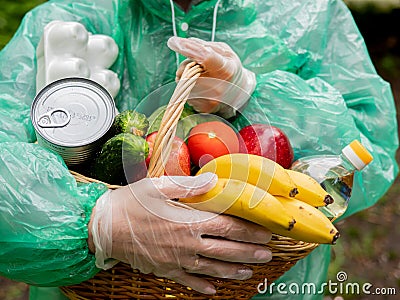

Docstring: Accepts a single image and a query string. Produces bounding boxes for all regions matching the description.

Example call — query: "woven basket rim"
[62,62,320,299]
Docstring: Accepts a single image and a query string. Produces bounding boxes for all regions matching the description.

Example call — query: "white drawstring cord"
[169,0,222,67]
[169,0,181,69]
[211,0,222,42]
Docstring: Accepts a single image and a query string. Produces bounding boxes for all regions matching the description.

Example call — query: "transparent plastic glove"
[167,37,256,118]
[89,173,272,294]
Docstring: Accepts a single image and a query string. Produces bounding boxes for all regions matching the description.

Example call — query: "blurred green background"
[0,1,399,299]
[0,0,46,48]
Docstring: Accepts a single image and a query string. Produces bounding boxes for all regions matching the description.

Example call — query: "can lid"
[31,77,116,147]
[341,140,373,170]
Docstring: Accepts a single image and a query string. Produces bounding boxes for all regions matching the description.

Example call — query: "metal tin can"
[31,77,116,166]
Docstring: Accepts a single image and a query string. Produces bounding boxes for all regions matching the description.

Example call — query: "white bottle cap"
[341,140,373,170]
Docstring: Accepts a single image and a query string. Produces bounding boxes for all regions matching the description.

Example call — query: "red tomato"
[187,121,239,167]
[146,131,191,176]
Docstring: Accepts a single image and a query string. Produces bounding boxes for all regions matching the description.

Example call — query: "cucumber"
[147,104,196,135]
[114,110,149,136]
[92,133,149,185]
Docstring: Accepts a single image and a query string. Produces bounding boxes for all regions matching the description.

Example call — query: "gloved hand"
[88,173,272,294]
[167,37,256,118]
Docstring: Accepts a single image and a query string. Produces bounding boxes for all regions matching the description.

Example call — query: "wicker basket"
[60,62,319,299]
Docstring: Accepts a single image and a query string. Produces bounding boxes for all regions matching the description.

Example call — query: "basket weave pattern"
[61,63,318,299]
[61,236,316,299]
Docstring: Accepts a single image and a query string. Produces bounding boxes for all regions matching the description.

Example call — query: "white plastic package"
[36,20,120,98]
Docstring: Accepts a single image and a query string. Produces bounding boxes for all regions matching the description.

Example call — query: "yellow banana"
[180,178,296,234]
[197,153,298,198]
[275,195,340,244]
[286,169,334,207]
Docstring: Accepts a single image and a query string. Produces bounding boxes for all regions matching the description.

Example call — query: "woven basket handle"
[147,62,203,177]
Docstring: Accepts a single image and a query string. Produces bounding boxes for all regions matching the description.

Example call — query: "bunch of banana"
[182,178,296,234]
[180,153,339,245]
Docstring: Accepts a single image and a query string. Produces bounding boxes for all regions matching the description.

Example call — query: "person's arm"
[0,1,122,286]
[0,142,107,286]
[310,0,398,217]
[241,3,398,299]
[237,0,398,219]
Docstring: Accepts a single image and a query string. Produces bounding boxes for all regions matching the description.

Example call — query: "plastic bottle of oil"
[290,140,373,220]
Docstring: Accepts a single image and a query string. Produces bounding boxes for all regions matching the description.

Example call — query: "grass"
[0,0,46,48]
[0,277,29,300]
[325,176,400,299]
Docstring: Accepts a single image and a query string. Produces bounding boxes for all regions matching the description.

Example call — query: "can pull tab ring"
[38,108,71,128]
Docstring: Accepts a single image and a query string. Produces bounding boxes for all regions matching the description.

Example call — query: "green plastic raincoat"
[0,0,397,299]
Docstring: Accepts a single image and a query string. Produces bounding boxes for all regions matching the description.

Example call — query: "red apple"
[238,124,294,169]
[145,131,191,176]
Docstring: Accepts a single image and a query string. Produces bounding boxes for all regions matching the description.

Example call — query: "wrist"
[87,206,97,254]
[238,68,256,99]
[216,68,256,118]
[89,190,119,269]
